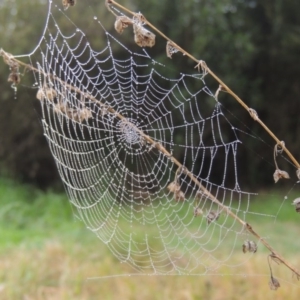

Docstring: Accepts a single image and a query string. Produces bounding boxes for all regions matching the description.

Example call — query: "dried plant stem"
[109,0,300,171]
[1,48,299,279]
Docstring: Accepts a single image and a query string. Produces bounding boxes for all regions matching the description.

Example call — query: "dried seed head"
[174,190,185,202]
[194,60,208,74]
[195,190,204,200]
[194,207,203,217]
[292,198,300,213]
[167,181,180,194]
[114,16,133,34]
[242,240,257,253]
[36,88,45,101]
[46,88,57,101]
[166,41,179,59]
[133,13,146,25]
[36,87,57,102]
[1,50,18,69]
[167,181,185,202]
[8,72,20,85]
[269,276,280,290]
[273,169,290,183]
[206,211,220,224]
[54,102,68,114]
[62,0,76,10]
[4,54,21,86]
[133,24,156,48]
[100,106,108,117]
[65,107,92,123]
[76,108,93,122]
[0,49,11,65]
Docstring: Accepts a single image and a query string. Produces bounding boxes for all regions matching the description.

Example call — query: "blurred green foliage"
[0,0,299,189]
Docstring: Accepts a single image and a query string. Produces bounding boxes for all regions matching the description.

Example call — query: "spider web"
[18,0,293,276]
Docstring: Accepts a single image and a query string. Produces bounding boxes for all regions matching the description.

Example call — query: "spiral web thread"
[26,1,281,276]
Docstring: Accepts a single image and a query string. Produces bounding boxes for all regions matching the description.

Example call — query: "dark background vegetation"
[0,0,299,189]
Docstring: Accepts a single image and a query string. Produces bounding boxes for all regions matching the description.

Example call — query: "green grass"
[0,178,299,299]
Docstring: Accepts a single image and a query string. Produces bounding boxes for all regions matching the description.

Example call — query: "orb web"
[17,0,291,277]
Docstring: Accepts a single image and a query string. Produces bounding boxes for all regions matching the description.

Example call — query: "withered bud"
[167,181,185,202]
[36,88,45,101]
[62,0,76,10]
[166,41,179,59]
[269,276,280,290]
[54,102,68,114]
[133,24,156,48]
[292,198,300,213]
[242,240,257,253]
[175,190,185,202]
[0,49,17,68]
[76,108,93,122]
[206,210,220,224]
[194,207,203,217]
[273,169,290,183]
[195,190,204,200]
[37,87,57,102]
[100,106,108,117]
[114,16,133,34]
[133,13,146,25]
[167,181,180,193]
[8,72,20,85]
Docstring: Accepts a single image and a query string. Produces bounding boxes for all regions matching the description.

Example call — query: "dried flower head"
[242,240,257,253]
[194,207,203,217]
[132,13,155,48]
[195,190,204,200]
[167,181,180,194]
[36,87,57,102]
[167,181,185,202]
[133,13,146,25]
[76,108,93,122]
[133,24,156,48]
[36,88,45,101]
[0,49,18,69]
[8,72,20,85]
[194,60,208,74]
[292,198,300,213]
[3,52,21,86]
[166,41,179,59]
[62,0,76,10]
[273,169,290,183]
[206,210,220,224]
[269,276,280,290]
[114,16,133,34]
[54,102,68,114]
[175,190,185,202]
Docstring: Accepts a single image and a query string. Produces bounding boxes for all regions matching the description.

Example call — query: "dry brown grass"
[0,239,299,300]
[0,182,299,299]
